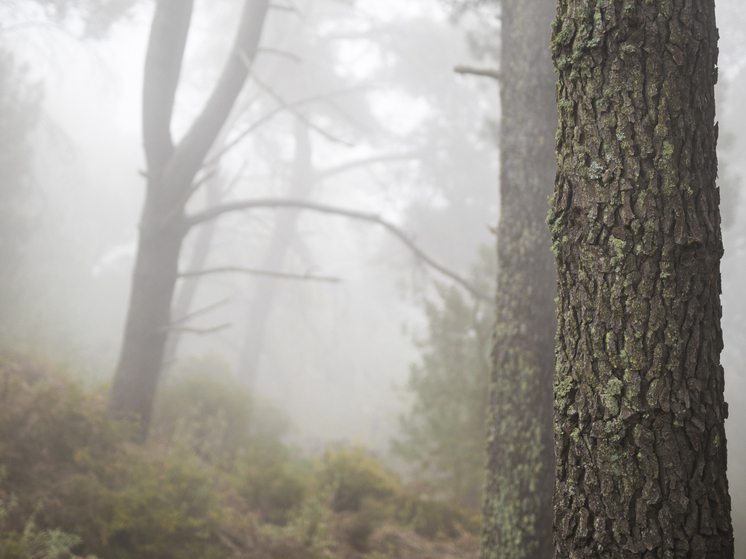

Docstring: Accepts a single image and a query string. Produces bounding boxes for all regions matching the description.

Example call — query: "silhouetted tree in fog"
[550,0,733,556]
[108,0,271,440]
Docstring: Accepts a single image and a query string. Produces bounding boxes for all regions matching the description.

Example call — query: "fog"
[1,0,745,555]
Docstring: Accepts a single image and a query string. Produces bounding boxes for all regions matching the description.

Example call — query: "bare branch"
[179,266,341,283]
[249,70,356,146]
[269,2,297,11]
[454,65,501,81]
[169,297,230,326]
[314,152,420,182]
[186,199,492,302]
[169,324,233,335]
[204,87,368,168]
[257,47,302,62]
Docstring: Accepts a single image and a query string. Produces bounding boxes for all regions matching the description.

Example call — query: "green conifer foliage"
[394,251,494,510]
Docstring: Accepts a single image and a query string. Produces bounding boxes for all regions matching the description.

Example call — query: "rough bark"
[109,0,269,441]
[239,120,312,385]
[549,0,733,557]
[481,0,558,558]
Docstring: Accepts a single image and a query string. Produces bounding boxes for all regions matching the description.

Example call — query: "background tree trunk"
[481,0,557,557]
[550,0,734,556]
[239,120,313,385]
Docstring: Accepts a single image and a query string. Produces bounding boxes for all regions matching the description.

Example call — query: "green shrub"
[315,446,400,513]
[394,495,480,540]
[231,447,306,525]
[152,354,292,466]
[0,491,94,559]
[0,353,231,559]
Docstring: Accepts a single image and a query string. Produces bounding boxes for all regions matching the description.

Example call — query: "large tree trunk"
[109,0,269,441]
[550,0,733,557]
[481,0,557,558]
[239,120,313,385]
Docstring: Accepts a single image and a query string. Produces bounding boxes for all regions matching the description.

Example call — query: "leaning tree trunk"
[550,0,734,557]
[239,120,313,385]
[109,0,269,441]
[481,0,557,558]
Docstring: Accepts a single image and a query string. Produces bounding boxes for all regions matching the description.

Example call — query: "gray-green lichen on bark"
[550,0,733,556]
[481,0,557,558]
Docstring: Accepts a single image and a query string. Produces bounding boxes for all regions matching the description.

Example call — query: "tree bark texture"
[481,0,558,558]
[109,0,269,441]
[549,0,733,557]
[239,120,313,386]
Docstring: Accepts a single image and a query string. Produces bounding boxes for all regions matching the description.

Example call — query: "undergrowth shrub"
[0,353,234,559]
[315,446,399,513]
[152,355,304,526]
[0,492,94,559]
[0,352,480,559]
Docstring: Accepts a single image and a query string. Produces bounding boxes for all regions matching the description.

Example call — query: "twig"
[168,297,231,327]
[269,2,298,12]
[314,152,419,182]
[169,324,232,335]
[257,47,302,63]
[179,266,341,283]
[246,63,356,147]
[454,65,501,81]
[204,87,369,168]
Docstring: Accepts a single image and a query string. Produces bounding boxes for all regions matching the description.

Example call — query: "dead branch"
[179,266,341,283]
[185,199,493,302]
[454,65,501,81]
[247,67,356,147]
[168,324,232,335]
[168,297,230,327]
[313,152,420,182]
[204,87,369,167]
[257,47,302,62]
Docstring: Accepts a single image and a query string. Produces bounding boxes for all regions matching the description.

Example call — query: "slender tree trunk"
[550,0,733,556]
[109,0,269,441]
[239,120,312,385]
[481,0,557,558]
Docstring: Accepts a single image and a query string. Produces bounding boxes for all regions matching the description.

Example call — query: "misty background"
[1,0,745,552]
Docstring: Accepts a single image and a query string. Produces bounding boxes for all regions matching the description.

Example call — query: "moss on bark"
[550,0,733,556]
[481,1,557,558]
